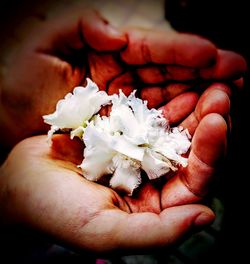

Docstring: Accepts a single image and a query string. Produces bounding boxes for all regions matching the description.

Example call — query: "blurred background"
[0,0,249,263]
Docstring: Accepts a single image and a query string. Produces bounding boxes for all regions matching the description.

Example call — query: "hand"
[0,7,245,150]
[0,83,229,253]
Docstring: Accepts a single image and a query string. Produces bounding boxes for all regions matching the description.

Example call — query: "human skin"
[0,83,229,253]
[0,5,243,255]
[0,8,246,152]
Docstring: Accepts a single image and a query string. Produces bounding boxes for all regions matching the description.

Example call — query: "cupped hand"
[0,7,245,150]
[0,83,229,253]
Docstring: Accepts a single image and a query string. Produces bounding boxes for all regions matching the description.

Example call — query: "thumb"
[161,113,227,208]
[81,9,127,51]
[36,8,127,55]
[82,204,215,252]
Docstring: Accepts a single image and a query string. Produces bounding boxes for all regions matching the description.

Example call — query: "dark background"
[165,0,250,262]
[0,0,249,263]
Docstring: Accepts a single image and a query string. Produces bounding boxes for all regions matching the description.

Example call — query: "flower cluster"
[44,78,191,195]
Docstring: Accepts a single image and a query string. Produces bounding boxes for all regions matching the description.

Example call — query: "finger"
[161,113,227,208]
[38,8,126,54]
[163,83,193,101]
[233,77,244,89]
[82,204,214,252]
[107,72,135,96]
[140,86,164,109]
[200,49,247,81]
[137,65,198,84]
[82,9,127,51]
[51,134,84,165]
[180,83,231,135]
[159,92,199,125]
[88,51,123,90]
[140,83,193,109]
[121,29,217,67]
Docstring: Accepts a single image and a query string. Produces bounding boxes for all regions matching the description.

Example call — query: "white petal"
[90,113,145,161]
[110,90,168,147]
[80,150,115,181]
[111,135,145,161]
[80,125,115,181]
[153,127,191,167]
[142,149,174,180]
[110,154,141,195]
[79,127,116,181]
[43,78,111,130]
[110,97,147,145]
[70,126,85,139]
[47,125,59,144]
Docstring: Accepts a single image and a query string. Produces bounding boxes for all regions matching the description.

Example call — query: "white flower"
[80,115,143,195]
[110,91,166,146]
[43,78,111,141]
[44,79,191,195]
[80,89,191,195]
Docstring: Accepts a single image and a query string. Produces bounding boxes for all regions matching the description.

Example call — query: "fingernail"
[194,212,215,227]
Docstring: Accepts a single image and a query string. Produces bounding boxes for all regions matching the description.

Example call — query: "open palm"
[0,83,229,252]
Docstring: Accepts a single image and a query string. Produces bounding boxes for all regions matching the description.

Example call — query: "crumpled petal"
[111,135,145,161]
[110,92,148,145]
[70,126,85,140]
[110,91,167,147]
[141,149,175,180]
[80,125,115,181]
[43,78,111,133]
[153,127,191,167]
[110,154,141,195]
[80,115,144,182]
[89,113,145,161]
[47,125,59,144]
[79,88,191,193]
[44,79,192,195]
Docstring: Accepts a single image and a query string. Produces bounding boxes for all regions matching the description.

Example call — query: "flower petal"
[111,135,145,161]
[90,113,145,161]
[142,149,175,180]
[47,125,59,144]
[43,78,111,130]
[153,127,190,167]
[110,154,141,195]
[70,126,85,139]
[110,93,147,145]
[80,126,115,181]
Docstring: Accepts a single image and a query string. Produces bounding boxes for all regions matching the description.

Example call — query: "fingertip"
[201,113,228,134]
[196,88,231,121]
[204,83,232,97]
[180,85,231,136]
[82,10,127,51]
[193,113,228,166]
[161,204,215,231]
[200,49,247,80]
[219,49,247,75]
[233,77,244,90]
[160,91,199,124]
[193,208,215,227]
